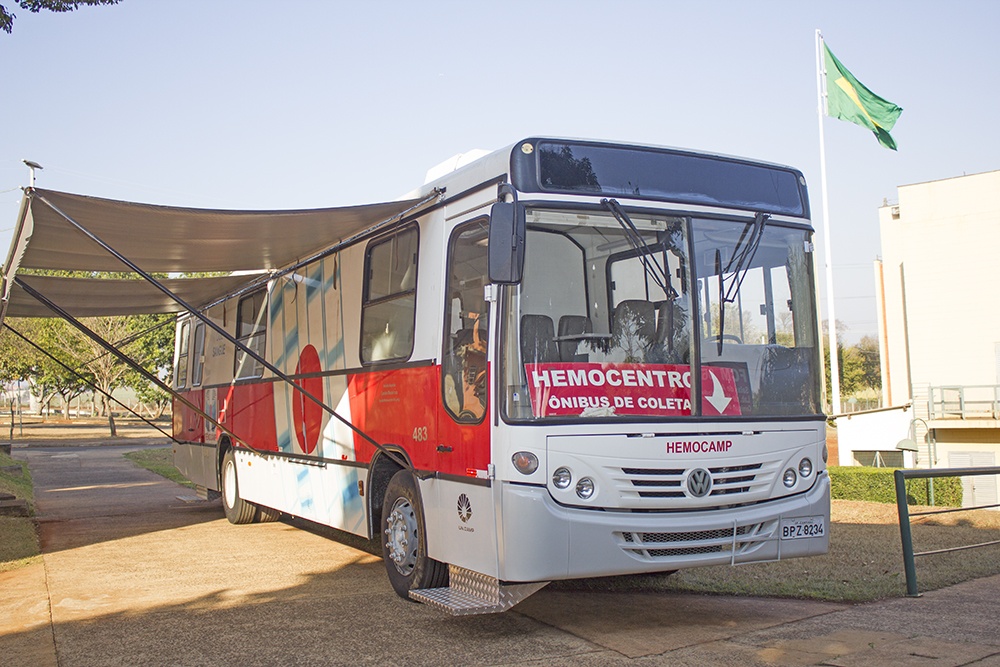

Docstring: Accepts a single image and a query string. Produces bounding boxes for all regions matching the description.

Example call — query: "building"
[866,170,1000,507]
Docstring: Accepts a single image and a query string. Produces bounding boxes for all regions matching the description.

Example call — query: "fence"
[929,385,1000,420]
[894,466,1000,596]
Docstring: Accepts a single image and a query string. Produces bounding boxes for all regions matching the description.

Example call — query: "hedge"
[828,466,963,507]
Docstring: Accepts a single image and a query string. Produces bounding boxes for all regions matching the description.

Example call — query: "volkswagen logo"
[686,468,713,498]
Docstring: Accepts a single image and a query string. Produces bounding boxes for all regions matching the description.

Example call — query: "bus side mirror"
[488,200,525,284]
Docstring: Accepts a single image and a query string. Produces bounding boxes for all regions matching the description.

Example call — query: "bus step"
[195,485,221,501]
[410,565,548,615]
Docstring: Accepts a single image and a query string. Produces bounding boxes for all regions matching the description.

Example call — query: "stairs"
[410,565,548,615]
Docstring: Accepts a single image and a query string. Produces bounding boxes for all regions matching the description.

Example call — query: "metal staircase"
[410,565,549,615]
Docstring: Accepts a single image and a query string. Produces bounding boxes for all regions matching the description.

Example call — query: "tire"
[255,505,281,523]
[221,449,257,525]
[380,470,449,599]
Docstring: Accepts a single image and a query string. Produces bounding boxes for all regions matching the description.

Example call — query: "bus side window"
[235,290,267,379]
[176,320,191,389]
[442,221,489,422]
[361,225,419,364]
[191,322,206,386]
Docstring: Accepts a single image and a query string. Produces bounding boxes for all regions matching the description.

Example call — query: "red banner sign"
[524,362,742,417]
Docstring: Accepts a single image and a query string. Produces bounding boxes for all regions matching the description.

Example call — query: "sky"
[1,0,998,344]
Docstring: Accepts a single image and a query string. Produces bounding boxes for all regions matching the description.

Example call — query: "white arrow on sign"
[705,369,732,414]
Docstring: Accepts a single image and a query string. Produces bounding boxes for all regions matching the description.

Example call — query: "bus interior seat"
[520,314,558,364]
[557,315,592,361]
[612,299,655,343]
[654,301,674,344]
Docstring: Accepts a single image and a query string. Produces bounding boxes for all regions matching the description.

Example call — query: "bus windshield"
[500,208,822,422]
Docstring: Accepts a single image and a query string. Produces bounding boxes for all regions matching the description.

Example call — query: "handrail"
[928,384,1000,420]
[894,466,1000,596]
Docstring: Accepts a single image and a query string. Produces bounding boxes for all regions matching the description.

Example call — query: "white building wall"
[878,171,1000,401]
[871,170,1000,480]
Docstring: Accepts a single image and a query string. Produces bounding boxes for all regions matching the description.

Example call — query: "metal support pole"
[894,469,921,597]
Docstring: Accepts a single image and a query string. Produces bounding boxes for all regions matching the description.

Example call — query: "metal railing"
[894,466,1000,596]
[929,385,1000,420]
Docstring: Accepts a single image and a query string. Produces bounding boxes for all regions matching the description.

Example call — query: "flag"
[823,43,903,150]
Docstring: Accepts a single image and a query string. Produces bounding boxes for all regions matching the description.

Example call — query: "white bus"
[172,137,830,614]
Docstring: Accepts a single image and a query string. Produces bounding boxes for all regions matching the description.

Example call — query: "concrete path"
[3,443,1000,666]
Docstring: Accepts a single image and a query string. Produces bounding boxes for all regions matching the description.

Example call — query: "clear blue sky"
[2,0,997,342]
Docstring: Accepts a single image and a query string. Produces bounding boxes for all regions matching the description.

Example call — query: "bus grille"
[614,462,775,506]
[616,520,777,561]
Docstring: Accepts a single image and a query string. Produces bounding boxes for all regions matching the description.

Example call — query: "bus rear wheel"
[221,449,256,525]
[380,470,448,599]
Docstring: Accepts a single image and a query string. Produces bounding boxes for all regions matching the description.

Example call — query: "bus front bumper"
[498,472,830,582]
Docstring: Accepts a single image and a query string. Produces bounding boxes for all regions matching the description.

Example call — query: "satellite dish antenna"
[22,159,43,187]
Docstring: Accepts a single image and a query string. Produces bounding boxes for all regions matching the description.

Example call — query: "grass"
[123,447,195,489]
[552,500,1000,602]
[0,449,41,572]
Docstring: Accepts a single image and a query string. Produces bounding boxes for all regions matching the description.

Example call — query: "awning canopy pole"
[4,322,178,442]
[14,277,254,452]
[31,190,411,472]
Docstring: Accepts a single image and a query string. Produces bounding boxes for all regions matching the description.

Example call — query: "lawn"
[123,447,194,489]
[0,449,40,572]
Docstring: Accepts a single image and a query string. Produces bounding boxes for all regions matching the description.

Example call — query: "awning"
[1,187,434,320]
[6,273,261,318]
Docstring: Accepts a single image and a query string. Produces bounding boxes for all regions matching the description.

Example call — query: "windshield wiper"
[601,198,677,299]
[723,211,769,303]
[715,211,769,354]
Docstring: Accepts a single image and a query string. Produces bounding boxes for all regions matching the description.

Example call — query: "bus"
[172,137,830,614]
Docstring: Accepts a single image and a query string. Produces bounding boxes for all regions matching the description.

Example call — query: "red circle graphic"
[292,344,323,454]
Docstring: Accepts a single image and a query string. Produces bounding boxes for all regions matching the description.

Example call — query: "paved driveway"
[3,444,1000,666]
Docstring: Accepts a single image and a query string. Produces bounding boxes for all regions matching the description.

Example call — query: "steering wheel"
[704,334,743,344]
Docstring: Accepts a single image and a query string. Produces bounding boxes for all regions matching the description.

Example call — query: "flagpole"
[815,28,842,416]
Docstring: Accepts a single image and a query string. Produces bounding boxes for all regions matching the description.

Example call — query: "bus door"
[438,220,492,477]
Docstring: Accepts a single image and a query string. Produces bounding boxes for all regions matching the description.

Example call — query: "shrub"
[828,466,963,507]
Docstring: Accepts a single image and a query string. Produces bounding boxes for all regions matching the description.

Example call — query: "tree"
[1,0,121,34]
[122,313,175,419]
[822,327,883,412]
[28,311,172,433]
[856,335,882,392]
[26,318,93,418]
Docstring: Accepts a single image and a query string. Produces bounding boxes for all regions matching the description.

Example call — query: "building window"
[853,450,904,468]
[361,226,418,364]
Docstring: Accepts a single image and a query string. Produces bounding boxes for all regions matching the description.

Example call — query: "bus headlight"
[575,477,595,499]
[512,451,539,475]
[552,467,572,489]
[798,458,813,477]
[783,468,797,488]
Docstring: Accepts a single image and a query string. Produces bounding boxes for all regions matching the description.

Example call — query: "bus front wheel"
[380,470,448,599]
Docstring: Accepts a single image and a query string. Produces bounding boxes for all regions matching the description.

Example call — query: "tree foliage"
[823,323,883,410]
[1,0,121,34]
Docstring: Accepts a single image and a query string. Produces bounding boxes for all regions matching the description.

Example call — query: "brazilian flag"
[823,44,903,150]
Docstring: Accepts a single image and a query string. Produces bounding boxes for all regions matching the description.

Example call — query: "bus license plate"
[780,516,826,540]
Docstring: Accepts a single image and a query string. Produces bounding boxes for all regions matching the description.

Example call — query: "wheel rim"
[223,459,237,509]
[384,497,418,576]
